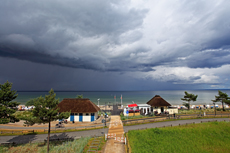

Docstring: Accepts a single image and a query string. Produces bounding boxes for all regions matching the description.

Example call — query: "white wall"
[66,112,98,122]
[152,107,178,114]
[166,108,178,114]
[83,113,91,122]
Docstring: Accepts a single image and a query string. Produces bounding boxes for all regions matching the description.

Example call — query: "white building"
[138,104,151,115]
[58,98,100,122]
[147,95,178,115]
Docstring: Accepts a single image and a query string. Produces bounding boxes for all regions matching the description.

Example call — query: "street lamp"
[97,99,100,107]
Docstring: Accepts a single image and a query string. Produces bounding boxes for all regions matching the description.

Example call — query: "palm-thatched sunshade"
[147,95,171,107]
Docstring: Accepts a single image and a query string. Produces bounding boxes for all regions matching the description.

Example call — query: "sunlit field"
[128,121,230,153]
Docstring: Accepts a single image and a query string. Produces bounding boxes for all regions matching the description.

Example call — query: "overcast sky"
[0,0,230,91]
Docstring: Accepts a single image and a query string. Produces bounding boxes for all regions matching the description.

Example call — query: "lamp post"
[97,99,100,107]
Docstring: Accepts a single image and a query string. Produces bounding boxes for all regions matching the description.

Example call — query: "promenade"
[0,118,229,144]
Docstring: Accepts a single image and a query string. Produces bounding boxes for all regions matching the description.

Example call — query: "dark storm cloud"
[0,0,147,71]
[1,0,230,91]
[1,0,230,72]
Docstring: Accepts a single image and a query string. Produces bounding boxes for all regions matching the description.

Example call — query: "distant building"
[138,104,151,115]
[58,98,100,122]
[147,95,178,115]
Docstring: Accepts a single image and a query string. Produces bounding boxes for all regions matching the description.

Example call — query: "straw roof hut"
[147,95,171,107]
[58,98,100,122]
[58,98,100,113]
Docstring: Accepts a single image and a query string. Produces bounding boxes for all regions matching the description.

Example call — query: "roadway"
[0,118,229,144]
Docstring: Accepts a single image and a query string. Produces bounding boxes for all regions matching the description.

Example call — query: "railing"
[122,113,230,125]
[0,123,110,135]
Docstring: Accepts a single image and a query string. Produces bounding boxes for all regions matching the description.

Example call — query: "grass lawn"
[120,115,152,121]
[128,121,230,153]
[0,137,90,153]
[178,109,230,115]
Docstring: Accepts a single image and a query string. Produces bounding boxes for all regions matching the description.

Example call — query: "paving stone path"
[104,115,125,153]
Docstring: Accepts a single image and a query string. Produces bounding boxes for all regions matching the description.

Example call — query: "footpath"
[0,118,229,145]
[104,115,125,153]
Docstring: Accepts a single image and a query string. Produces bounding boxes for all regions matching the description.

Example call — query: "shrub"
[0,118,10,124]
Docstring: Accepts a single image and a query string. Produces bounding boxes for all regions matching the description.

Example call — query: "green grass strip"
[128,121,230,153]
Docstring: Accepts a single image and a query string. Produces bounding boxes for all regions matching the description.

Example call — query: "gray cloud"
[184,48,230,68]
[0,0,147,71]
[1,0,230,90]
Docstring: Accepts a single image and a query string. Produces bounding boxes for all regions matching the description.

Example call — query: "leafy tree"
[181,91,198,110]
[25,89,70,153]
[182,102,190,109]
[224,99,230,106]
[25,98,39,106]
[76,94,83,98]
[212,90,230,111]
[0,81,20,124]
[14,111,36,126]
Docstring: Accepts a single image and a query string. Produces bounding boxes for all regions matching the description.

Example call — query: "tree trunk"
[47,121,50,153]
[188,102,190,110]
[222,101,225,111]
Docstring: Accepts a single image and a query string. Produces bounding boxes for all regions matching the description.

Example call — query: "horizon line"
[16,89,230,92]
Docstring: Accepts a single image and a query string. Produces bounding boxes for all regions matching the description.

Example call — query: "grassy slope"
[128,121,230,153]
[0,137,90,153]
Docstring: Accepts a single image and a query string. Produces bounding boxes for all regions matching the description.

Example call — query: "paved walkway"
[104,116,125,153]
[0,118,229,144]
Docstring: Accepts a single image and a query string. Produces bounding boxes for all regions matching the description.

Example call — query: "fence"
[0,123,110,135]
[122,113,230,125]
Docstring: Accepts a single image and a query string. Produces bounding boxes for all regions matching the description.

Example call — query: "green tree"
[212,90,230,111]
[182,102,190,109]
[25,89,70,153]
[0,81,20,124]
[14,111,36,126]
[25,98,39,106]
[224,99,230,106]
[181,91,198,110]
[76,94,83,98]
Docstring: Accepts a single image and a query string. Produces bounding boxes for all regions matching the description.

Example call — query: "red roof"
[128,103,138,107]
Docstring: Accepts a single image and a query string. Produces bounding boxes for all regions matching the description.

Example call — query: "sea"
[15,90,230,106]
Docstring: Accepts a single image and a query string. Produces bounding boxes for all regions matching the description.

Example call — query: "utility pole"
[121,94,122,106]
